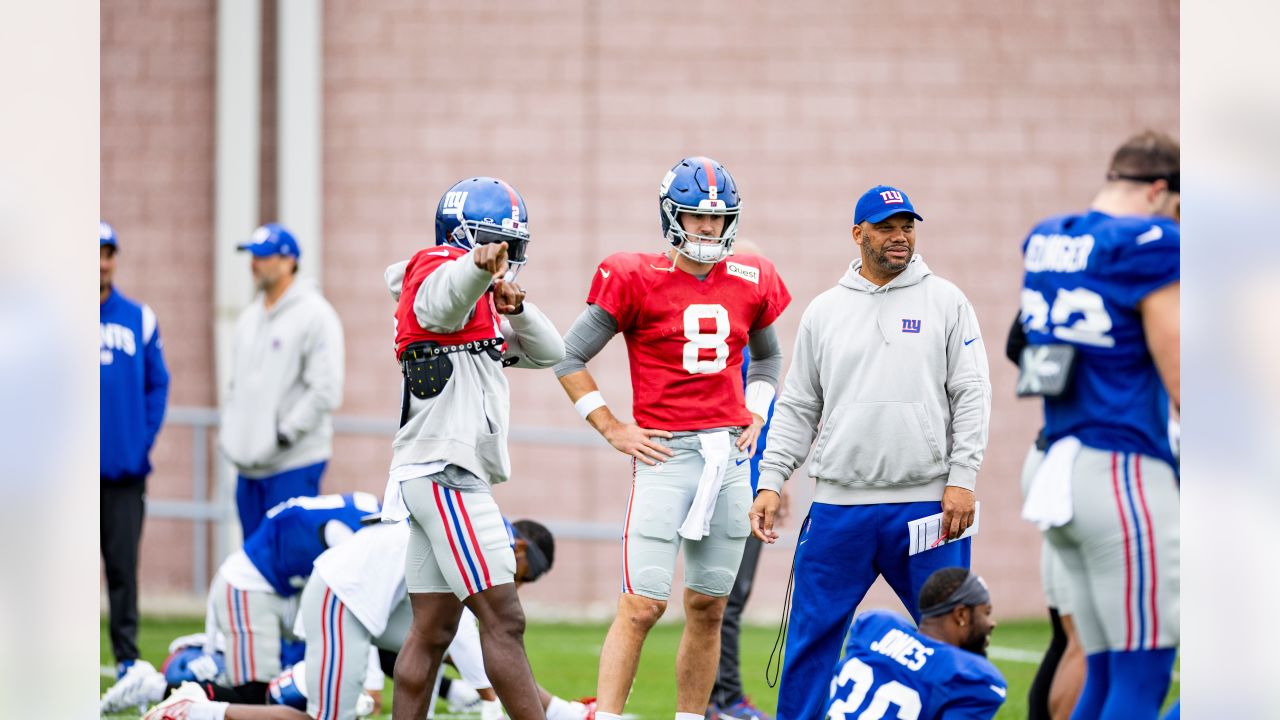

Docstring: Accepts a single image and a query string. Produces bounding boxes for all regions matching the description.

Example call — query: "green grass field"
[102,616,1177,718]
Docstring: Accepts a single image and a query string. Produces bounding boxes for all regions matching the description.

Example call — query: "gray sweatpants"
[299,575,412,720]
[1030,444,1179,655]
[209,573,299,685]
[622,434,752,600]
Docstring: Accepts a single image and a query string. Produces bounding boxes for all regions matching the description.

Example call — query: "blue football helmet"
[267,661,308,709]
[434,177,531,279]
[161,645,226,684]
[659,157,741,264]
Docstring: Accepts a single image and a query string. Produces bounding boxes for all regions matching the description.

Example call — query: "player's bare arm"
[558,368,673,465]
[738,324,784,454]
[555,303,675,465]
[1140,281,1180,410]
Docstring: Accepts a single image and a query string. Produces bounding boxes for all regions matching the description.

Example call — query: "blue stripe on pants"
[775,501,971,720]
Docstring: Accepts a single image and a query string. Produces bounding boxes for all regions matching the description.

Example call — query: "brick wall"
[104,0,1178,619]
[101,0,218,595]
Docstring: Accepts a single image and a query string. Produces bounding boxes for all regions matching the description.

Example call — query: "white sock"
[596,712,624,720]
[546,696,580,720]
[187,702,229,720]
[676,713,704,720]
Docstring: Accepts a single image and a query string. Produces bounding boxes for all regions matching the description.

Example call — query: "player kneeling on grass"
[101,492,378,714]
[823,568,1006,720]
[289,515,589,720]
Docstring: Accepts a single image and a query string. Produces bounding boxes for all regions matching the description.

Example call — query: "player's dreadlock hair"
[918,567,973,613]
[1107,130,1179,184]
[513,519,555,570]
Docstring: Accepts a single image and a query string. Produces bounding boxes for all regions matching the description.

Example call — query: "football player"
[381,177,564,720]
[554,156,791,720]
[102,492,377,715]
[822,568,1006,720]
[1017,131,1180,720]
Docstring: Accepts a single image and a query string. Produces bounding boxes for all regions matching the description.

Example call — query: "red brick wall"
[104,0,1178,618]
[101,0,218,595]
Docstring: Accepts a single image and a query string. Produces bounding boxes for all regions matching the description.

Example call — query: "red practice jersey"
[394,246,503,359]
[587,251,791,431]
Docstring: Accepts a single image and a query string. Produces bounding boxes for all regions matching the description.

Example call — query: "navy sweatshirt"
[100,288,170,481]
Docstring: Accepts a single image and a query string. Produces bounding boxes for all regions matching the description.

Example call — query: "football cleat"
[480,698,506,720]
[445,677,483,713]
[142,681,210,720]
[100,659,168,713]
[711,696,772,720]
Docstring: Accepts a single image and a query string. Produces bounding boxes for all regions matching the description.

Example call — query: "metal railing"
[151,406,626,594]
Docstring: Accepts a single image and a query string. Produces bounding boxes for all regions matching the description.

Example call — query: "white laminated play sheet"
[907,502,981,556]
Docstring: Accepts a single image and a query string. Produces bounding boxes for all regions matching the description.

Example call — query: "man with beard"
[822,568,1006,720]
[752,185,991,719]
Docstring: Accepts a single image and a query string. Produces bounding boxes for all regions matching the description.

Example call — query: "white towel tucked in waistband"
[678,431,731,541]
[1021,436,1081,530]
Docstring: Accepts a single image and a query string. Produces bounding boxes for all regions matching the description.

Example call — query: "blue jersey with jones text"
[1019,211,1179,465]
[244,492,380,596]
[823,610,1006,720]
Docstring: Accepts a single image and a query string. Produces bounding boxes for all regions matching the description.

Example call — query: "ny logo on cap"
[880,190,904,204]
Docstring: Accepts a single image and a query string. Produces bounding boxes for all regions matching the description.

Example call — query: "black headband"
[919,572,990,619]
[515,528,551,583]
[1107,171,1179,193]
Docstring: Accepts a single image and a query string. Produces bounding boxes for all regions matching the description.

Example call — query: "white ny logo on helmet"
[442,191,468,214]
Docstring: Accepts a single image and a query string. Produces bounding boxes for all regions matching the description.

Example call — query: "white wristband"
[574,391,607,420]
[745,381,776,419]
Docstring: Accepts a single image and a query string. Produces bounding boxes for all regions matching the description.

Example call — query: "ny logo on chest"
[901,319,922,334]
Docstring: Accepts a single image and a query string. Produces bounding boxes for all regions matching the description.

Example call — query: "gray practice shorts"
[621,434,752,600]
[1021,446,1074,614]
[299,576,411,720]
[209,573,300,685]
[400,475,516,599]
[1032,444,1180,654]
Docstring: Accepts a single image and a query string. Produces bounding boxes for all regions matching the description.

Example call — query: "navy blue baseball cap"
[100,221,118,248]
[854,185,924,225]
[238,223,301,258]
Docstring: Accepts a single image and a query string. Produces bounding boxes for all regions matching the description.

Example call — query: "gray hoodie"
[219,278,345,477]
[384,254,565,487]
[758,255,990,505]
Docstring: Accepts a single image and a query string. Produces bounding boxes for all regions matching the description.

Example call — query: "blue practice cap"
[854,185,924,225]
[100,221,118,248]
[238,223,300,258]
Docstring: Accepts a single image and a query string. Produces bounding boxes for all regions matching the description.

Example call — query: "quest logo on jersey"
[725,261,759,285]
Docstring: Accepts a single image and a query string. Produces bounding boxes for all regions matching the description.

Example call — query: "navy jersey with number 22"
[823,610,1006,720]
[1020,210,1179,465]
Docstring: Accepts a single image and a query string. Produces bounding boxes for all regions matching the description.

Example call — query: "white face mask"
[677,237,731,264]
